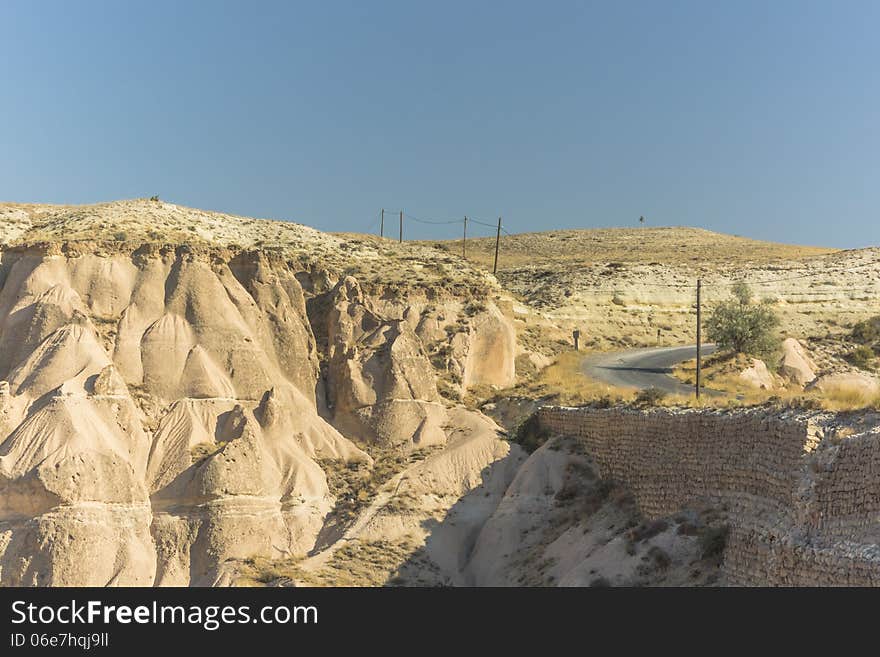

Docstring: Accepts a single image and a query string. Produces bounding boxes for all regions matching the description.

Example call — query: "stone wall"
[537,406,880,586]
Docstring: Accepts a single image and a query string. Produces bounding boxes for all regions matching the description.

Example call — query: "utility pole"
[380,208,384,238]
[462,216,468,259]
[696,278,702,399]
[493,216,502,274]
[399,210,403,243]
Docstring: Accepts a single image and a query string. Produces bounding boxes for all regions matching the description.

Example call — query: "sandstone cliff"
[0,201,520,586]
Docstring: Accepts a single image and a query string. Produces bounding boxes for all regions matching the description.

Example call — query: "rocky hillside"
[0,200,523,586]
[0,200,496,299]
[430,227,879,348]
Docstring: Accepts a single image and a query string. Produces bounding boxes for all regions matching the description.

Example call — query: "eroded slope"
[0,201,521,586]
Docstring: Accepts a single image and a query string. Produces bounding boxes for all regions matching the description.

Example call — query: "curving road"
[581,344,718,395]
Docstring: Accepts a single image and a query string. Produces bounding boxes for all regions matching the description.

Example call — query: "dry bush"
[634,387,668,407]
[627,518,670,543]
[699,525,730,561]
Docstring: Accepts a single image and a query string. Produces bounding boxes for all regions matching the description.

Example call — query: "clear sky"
[2,1,878,247]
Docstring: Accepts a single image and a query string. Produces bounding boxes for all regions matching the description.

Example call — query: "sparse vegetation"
[320,446,442,528]
[851,316,880,346]
[634,387,668,407]
[628,518,670,543]
[419,227,835,272]
[508,350,636,406]
[463,300,487,316]
[190,441,227,464]
[511,412,550,453]
[236,538,422,587]
[847,344,875,370]
[848,317,880,371]
[644,545,671,570]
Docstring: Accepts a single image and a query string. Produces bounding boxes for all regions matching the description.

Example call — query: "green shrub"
[511,412,550,453]
[705,282,780,358]
[699,525,730,560]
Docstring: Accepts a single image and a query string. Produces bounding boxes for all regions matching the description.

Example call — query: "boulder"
[738,358,776,390]
[778,338,817,386]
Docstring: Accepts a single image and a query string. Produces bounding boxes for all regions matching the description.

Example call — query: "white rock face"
[0,246,366,585]
[325,277,448,448]
[461,303,517,389]
[0,236,520,586]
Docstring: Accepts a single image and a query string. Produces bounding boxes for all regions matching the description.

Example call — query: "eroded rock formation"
[0,239,518,586]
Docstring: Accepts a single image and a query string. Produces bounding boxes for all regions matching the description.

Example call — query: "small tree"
[705,282,779,358]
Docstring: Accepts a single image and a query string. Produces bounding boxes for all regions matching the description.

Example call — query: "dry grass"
[512,349,743,409]
[234,538,420,587]
[422,227,836,272]
[816,382,880,411]
[673,352,880,411]
[190,440,227,464]
[508,349,735,408]
[516,350,637,405]
[234,556,310,586]
[672,353,786,405]
[0,199,495,298]
[320,445,442,530]
[512,348,880,413]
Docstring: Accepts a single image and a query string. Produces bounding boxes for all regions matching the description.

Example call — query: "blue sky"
[1,1,878,247]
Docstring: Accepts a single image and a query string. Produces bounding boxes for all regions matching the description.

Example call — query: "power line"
[403,212,463,225]
[467,217,499,228]
[374,207,879,292]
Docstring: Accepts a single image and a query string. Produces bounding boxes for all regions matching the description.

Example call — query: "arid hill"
[424,227,878,349]
[0,200,495,299]
[434,226,835,270]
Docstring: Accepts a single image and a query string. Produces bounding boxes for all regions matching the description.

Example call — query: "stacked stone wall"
[537,406,880,586]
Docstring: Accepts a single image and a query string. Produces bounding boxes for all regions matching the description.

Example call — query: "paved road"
[582,344,718,395]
